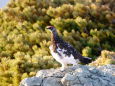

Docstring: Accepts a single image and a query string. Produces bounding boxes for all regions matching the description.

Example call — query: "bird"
[46,26,92,71]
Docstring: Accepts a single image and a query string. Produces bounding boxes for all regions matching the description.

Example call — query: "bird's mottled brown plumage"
[46,26,92,66]
[51,33,57,52]
[50,29,84,60]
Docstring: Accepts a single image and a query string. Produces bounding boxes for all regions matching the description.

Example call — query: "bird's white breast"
[49,45,62,61]
[49,45,80,65]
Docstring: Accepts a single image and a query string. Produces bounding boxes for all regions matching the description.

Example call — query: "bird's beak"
[45,26,51,33]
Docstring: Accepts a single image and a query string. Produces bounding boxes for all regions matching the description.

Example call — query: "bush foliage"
[89,50,115,66]
[0,0,115,85]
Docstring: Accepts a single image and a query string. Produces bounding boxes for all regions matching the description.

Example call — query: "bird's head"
[46,26,56,32]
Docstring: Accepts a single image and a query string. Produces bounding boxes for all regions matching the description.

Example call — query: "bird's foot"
[60,67,65,71]
[60,66,68,71]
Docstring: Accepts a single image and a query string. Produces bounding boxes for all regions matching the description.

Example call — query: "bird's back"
[54,39,92,64]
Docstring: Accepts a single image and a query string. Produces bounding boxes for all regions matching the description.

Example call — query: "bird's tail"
[79,56,92,64]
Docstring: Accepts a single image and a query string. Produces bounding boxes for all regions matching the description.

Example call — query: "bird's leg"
[60,63,67,71]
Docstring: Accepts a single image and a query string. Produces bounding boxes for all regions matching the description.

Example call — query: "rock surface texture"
[20,64,115,86]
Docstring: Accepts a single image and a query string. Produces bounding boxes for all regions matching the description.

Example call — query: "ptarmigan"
[46,26,92,71]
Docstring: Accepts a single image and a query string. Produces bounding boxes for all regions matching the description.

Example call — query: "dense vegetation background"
[0,0,114,86]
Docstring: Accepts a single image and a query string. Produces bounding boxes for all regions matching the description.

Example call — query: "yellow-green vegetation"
[89,50,115,66]
[0,0,115,86]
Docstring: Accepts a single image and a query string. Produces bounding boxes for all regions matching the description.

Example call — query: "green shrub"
[89,50,115,66]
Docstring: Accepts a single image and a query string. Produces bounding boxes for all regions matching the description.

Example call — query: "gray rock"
[20,77,43,86]
[20,64,115,86]
[43,77,63,86]
[98,64,115,75]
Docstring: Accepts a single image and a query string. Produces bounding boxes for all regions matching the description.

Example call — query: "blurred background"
[0,0,115,86]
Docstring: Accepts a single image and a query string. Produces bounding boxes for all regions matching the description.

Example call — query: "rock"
[20,64,115,86]
[20,77,43,86]
[42,77,62,86]
[98,64,115,75]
